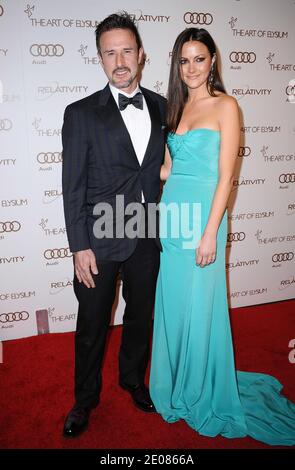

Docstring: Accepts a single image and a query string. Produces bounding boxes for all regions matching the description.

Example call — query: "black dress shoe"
[119,382,156,413]
[63,404,91,438]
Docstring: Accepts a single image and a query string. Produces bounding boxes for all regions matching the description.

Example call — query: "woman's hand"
[160,145,172,181]
[196,233,217,267]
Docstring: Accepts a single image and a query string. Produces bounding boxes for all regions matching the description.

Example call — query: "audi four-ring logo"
[0,5,4,16]
[279,173,295,183]
[44,248,72,259]
[30,44,64,57]
[37,152,62,164]
[286,85,295,96]
[0,311,29,323]
[229,52,256,63]
[0,119,12,131]
[183,12,213,25]
[227,232,246,242]
[238,146,251,157]
[0,221,21,232]
[272,252,294,263]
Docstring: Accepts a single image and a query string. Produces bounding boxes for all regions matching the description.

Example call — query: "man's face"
[99,28,143,94]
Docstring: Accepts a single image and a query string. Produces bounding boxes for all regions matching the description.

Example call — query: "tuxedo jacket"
[62,84,167,261]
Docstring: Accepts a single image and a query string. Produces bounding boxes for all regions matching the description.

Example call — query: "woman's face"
[179,40,214,91]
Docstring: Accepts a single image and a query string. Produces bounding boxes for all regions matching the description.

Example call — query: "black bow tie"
[118,92,143,111]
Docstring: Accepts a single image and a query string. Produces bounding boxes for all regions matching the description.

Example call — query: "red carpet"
[0,300,294,449]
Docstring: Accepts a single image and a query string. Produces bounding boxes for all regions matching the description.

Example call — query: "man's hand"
[74,249,98,288]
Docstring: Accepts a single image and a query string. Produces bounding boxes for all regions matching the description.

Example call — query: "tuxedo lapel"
[92,84,162,168]
[140,88,162,168]
[94,85,139,167]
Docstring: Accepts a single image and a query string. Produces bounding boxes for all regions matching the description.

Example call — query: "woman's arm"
[196,96,240,267]
[160,145,172,181]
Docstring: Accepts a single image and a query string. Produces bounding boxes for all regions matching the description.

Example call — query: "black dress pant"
[73,236,160,408]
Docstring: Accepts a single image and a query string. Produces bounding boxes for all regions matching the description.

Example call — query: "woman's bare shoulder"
[214,93,239,120]
[214,93,238,107]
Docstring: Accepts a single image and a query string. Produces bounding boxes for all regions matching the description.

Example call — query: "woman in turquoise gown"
[149,28,295,446]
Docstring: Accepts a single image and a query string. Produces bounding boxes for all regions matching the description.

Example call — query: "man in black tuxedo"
[62,12,166,438]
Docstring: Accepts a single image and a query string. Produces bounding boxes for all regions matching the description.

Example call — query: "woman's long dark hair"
[167,28,226,133]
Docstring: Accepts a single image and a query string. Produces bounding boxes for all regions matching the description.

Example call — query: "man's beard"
[111,67,137,89]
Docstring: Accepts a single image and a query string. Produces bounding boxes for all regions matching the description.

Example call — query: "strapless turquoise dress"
[150,129,295,446]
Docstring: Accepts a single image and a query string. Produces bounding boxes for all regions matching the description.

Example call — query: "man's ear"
[97,52,103,66]
[138,47,144,64]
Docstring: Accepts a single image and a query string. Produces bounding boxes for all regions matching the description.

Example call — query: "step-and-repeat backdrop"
[1,0,294,340]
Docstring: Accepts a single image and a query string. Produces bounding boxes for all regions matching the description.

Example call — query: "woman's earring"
[209,66,214,85]
[209,55,216,86]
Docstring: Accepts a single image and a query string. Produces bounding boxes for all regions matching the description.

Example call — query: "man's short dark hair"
[95,11,142,55]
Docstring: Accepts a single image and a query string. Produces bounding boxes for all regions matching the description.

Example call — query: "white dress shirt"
[110,84,151,202]
[109,83,151,166]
